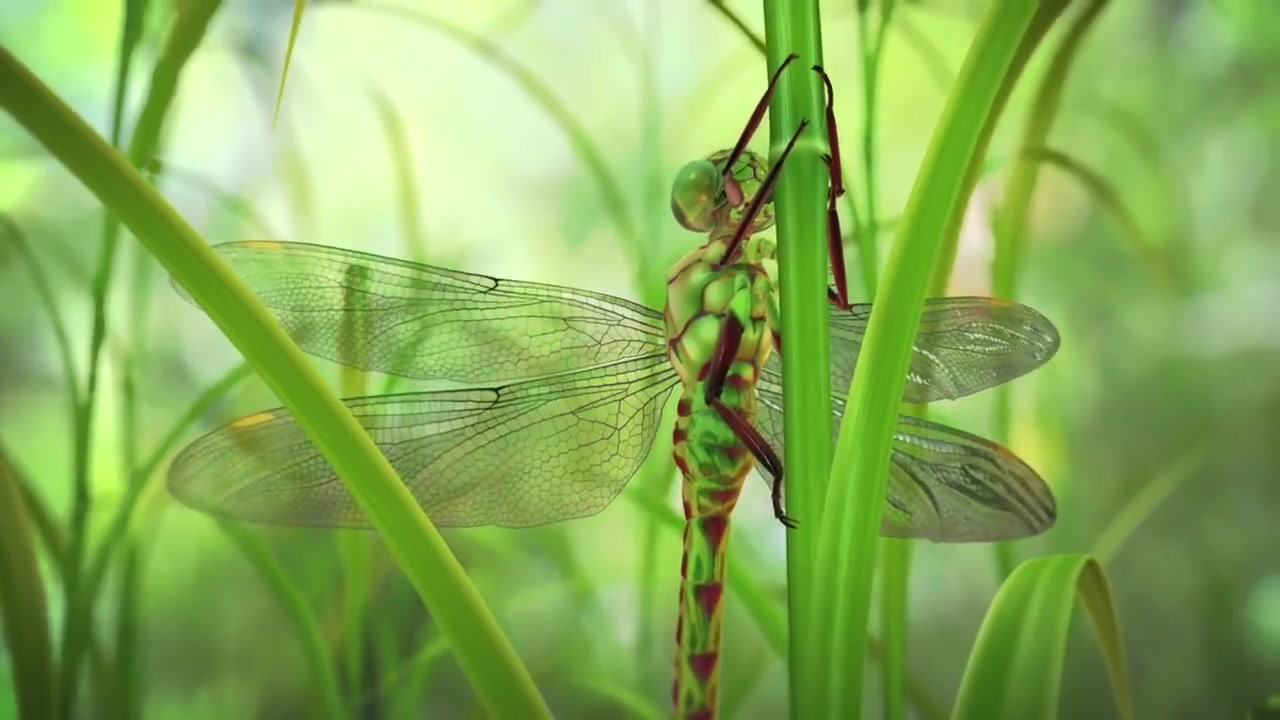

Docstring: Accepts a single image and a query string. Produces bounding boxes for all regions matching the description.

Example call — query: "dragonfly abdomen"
[672,511,735,719]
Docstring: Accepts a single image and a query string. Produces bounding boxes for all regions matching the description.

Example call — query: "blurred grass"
[2,1,1277,718]
[0,42,551,719]
[61,3,223,717]
[0,446,55,720]
[988,0,1106,579]
[220,522,345,720]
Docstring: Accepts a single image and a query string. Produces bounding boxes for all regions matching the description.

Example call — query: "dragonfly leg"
[815,65,852,311]
[704,315,744,403]
[722,52,799,186]
[710,399,795,528]
[720,119,809,264]
[706,313,794,527]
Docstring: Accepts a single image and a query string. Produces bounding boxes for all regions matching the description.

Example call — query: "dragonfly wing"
[753,386,1056,542]
[169,355,679,528]
[761,297,1060,403]
[175,242,668,383]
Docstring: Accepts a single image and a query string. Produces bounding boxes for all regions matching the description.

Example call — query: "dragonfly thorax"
[670,149,776,235]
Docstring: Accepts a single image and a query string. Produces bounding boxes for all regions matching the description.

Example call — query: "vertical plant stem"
[856,6,916,719]
[760,2,831,719]
[113,543,142,720]
[806,3,1068,717]
[878,539,911,720]
[61,5,223,717]
[221,523,347,720]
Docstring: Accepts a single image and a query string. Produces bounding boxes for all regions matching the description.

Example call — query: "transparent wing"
[754,386,1056,542]
[761,297,1060,403]
[175,242,668,383]
[168,355,679,528]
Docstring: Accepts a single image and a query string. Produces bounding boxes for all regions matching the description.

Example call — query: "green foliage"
[0,38,549,720]
[1,1,1274,718]
[951,555,1133,720]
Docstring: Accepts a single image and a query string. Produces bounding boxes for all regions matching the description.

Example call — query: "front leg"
[705,314,795,528]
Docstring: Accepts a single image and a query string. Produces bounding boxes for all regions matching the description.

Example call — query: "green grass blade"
[352,0,638,248]
[758,4,832,719]
[369,89,429,264]
[0,47,551,719]
[708,0,766,53]
[951,555,1134,720]
[63,4,222,715]
[807,4,1070,717]
[0,216,81,412]
[219,523,345,720]
[80,364,253,616]
[274,0,307,127]
[878,539,912,720]
[112,543,142,720]
[0,446,56,720]
[1029,146,1181,290]
[1093,446,1203,566]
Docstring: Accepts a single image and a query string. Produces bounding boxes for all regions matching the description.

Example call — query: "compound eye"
[670,159,722,232]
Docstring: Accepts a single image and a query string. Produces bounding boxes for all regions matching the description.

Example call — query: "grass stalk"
[805,4,1070,717]
[0,44,550,720]
[220,523,346,720]
[758,3,832,719]
[60,4,222,715]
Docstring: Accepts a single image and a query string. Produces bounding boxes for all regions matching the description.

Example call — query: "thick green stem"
[760,2,831,719]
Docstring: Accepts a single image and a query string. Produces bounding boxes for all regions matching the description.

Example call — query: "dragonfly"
[168,56,1059,720]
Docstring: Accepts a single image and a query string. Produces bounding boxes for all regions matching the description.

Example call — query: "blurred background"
[1,0,1278,718]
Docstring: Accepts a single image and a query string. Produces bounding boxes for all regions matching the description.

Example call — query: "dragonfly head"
[670,149,776,234]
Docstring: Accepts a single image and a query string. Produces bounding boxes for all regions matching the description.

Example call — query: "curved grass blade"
[63,4,224,715]
[169,355,677,528]
[220,522,345,720]
[806,3,1072,715]
[348,0,638,247]
[274,0,307,127]
[1029,145,1181,291]
[0,447,55,720]
[0,46,552,718]
[951,555,1134,720]
[1092,445,1203,565]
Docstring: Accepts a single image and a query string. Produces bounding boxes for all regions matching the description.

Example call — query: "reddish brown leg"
[705,316,794,527]
[704,315,744,402]
[711,399,795,528]
[722,52,800,189]
[721,119,809,263]
[814,66,852,311]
